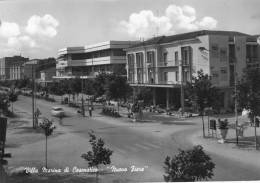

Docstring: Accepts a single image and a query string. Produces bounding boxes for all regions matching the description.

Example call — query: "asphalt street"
[8,95,260,182]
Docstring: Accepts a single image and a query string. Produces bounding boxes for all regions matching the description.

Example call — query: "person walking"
[89,105,93,117]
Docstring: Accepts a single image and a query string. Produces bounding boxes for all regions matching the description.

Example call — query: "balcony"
[158,61,178,67]
[158,80,180,85]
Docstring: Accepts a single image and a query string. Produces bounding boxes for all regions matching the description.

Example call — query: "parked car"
[95,96,106,103]
[51,107,65,117]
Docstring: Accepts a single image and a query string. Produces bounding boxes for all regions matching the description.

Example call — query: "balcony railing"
[157,61,178,67]
[128,80,182,86]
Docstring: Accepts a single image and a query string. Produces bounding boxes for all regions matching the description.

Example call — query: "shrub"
[102,107,120,117]
[164,145,215,182]
[81,132,113,183]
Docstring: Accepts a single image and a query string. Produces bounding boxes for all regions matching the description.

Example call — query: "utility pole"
[234,36,239,145]
[81,72,85,117]
[32,64,35,128]
[180,59,185,116]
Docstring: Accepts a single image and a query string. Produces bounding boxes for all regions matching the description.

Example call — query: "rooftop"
[128,30,254,48]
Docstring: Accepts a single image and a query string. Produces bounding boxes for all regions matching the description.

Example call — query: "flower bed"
[102,107,120,118]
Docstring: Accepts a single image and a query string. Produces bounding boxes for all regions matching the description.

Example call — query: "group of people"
[127,101,144,122]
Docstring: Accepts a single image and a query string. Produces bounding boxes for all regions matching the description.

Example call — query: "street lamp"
[180,59,185,116]
[233,36,239,145]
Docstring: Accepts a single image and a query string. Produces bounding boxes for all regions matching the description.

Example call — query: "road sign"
[0,118,7,143]
[0,117,7,158]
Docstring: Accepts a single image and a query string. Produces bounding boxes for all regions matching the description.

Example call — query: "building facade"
[0,56,29,80]
[55,41,139,79]
[125,30,260,111]
[23,58,56,81]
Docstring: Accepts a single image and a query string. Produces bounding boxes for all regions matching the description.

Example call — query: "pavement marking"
[114,148,127,155]
[134,143,150,150]
[124,145,139,153]
[144,143,161,149]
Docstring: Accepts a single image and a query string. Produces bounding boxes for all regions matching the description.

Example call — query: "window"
[211,71,219,84]
[246,45,258,61]
[183,71,190,82]
[175,51,178,65]
[220,67,228,81]
[136,52,144,68]
[163,52,168,63]
[148,68,155,84]
[112,49,126,56]
[220,48,227,62]
[127,54,135,68]
[229,65,235,86]
[175,71,179,82]
[147,51,155,64]
[164,72,168,82]
[137,68,143,83]
[181,47,192,65]
[211,44,219,58]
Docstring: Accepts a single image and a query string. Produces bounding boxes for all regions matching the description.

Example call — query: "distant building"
[125,30,260,111]
[54,41,139,79]
[0,56,29,80]
[23,58,56,82]
[39,67,56,86]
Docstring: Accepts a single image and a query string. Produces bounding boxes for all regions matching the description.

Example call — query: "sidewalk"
[189,115,260,170]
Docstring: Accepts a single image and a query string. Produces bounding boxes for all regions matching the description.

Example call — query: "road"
[7,95,260,182]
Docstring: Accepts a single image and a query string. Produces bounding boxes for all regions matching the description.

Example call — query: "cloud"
[0,14,59,57]
[8,35,37,48]
[119,4,218,38]
[196,16,217,29]
[0,21,20,38]
[25,14,59,38]
[120,10,172,38]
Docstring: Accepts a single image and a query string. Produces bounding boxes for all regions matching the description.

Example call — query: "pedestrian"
[89,105,93,117]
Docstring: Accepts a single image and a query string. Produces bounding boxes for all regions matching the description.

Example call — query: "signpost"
[0,117,7,160]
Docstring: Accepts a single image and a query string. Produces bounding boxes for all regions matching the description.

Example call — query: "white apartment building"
[55,41,139,79]
[125,30,260,111]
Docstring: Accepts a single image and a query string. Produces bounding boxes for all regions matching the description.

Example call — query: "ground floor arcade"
[132,85,234,112]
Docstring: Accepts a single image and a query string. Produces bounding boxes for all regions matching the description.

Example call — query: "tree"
[93,73,108,97]
[0,93,9,116]
[8,90,18,113]
[15,78,31,89]
[106,74,132,111]
[186,70,220,138]
[71,78,82,102]
[163,145,215,182]
[136,87,153,106]
[84,79,95,95]
[39,118,56,168]
[237,67,260,149]
[81,132,113,183]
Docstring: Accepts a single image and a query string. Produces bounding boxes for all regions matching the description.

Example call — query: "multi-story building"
[125,30,260,111]
[55,41,139,79]
[0,56,29,80]
[23,58,56,82]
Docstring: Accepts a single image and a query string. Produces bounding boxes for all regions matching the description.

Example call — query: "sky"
[0,0,260,59]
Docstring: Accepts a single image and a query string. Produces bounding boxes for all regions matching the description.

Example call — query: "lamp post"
[180,59,185,116]
[80,72,85,117]
[233,36,239,145]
